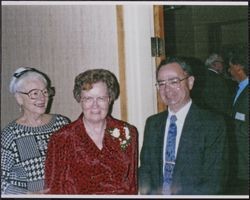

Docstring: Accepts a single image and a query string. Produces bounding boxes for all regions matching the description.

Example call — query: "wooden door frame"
[116,5,166,116]
[116,5,128,121]
[153,5,166,113]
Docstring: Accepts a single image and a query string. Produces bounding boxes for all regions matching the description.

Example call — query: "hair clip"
[13,68,40,78]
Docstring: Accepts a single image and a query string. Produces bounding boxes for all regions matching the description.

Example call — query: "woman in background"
[1,67,70,194]
[45,69,138,194]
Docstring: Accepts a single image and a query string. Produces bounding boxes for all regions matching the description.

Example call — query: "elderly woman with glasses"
[44,69,138,194]
[1,67,70,194]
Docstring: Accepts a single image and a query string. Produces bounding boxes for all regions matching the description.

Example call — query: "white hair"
[9,67,48,94]
[205,53,224,68]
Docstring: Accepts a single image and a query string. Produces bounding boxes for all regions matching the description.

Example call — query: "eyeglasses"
[17,88,55,99]
[155,76,189,90]
[81,96,110,107]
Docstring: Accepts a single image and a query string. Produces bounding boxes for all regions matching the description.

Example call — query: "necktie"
[163,115,177,195]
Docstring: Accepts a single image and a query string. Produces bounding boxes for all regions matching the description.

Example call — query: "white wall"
[123,5,157,160]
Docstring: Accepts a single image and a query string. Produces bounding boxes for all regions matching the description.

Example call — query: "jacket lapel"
[154,111,168,185]
[173,104,201,179]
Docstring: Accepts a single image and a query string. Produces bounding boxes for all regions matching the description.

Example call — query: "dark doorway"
[163,5,248,61]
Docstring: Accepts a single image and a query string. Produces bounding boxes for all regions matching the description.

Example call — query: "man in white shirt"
[139,56,228,195]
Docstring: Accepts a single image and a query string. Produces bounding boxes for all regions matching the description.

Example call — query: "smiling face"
[157,62,194,112]
[80,81,110,123]
[15,78,49,116]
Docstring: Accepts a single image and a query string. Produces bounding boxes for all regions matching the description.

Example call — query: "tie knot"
[170,115,177,123]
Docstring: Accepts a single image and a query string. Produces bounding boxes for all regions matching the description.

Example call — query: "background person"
[45,68,138,194]
[227,49,249,195]
[139,56,228,195]
[200,53,234,117]
[1,67,70,194]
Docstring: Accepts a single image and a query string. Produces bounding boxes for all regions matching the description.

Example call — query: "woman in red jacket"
[45,69,138,194]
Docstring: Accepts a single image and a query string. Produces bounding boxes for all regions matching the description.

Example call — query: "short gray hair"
[205,53,224,68]
[9,67,48,94]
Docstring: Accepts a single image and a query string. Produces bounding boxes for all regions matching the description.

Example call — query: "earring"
[19,105,23,112]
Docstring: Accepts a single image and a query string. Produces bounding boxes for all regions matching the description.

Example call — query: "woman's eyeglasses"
[17,88,55,99]
[81,96,110,107]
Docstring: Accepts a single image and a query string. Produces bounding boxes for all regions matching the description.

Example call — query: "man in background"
[227,48,249,195]
[200,53,234,117]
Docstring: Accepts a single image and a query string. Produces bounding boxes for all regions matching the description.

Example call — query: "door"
[153,5,166,112]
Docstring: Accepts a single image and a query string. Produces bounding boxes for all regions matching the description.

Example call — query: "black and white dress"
[1,114,70,194]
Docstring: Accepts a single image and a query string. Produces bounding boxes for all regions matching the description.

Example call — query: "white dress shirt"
[163,100,192,175]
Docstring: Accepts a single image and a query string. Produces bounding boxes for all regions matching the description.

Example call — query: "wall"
[1,3,157,158]
[123,5,157,161]
[1,5,120,126]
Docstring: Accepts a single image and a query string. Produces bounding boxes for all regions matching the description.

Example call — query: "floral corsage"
[107,124,131,151]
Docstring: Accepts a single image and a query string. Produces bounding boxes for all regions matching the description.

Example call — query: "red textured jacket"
[45,113,138,194]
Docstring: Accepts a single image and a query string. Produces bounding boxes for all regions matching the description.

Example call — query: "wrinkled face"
[15,79,48,116]
[157,63,194,112]
[80,81,110,123]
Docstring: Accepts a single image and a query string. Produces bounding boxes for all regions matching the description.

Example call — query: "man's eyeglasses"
[17,88,55,99]
[155,76,189,90]
[81,96,110,107]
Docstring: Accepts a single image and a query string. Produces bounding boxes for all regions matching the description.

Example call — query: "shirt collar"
[239,78,249,89]
[168,100,192,125]
[208,68,219,74]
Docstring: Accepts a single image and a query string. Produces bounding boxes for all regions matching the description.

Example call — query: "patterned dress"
[1,114,70,194]
[45,113,138,194]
